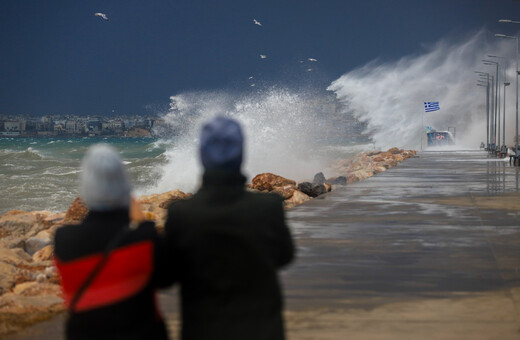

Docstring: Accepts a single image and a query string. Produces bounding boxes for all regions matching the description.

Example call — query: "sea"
[0,137,167,214]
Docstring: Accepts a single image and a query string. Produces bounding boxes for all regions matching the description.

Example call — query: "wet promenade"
[6,150,520,339]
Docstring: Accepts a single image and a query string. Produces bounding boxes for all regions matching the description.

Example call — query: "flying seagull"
[250,84,256,87]
[253,19,262,26]
[248,76,254,79]
[94,13,109,21]
[260,54,267,59]
[306,68,313,72]
[308,58,317,62]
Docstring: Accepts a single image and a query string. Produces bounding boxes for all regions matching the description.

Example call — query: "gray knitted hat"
[80,144,132,211]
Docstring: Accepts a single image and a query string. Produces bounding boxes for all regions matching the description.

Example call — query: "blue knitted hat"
[200,116,243,172]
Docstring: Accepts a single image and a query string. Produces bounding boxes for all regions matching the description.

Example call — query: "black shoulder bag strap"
[69,227,130,313]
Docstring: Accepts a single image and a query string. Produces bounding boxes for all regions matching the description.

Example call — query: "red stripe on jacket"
[55,241,153,312]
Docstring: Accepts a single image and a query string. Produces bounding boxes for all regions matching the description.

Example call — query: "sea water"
[0,137,166,214]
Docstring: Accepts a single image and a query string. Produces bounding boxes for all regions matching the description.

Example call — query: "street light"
[483,60,499,150]
[475,71,491,149]
[488,55,506,149]
[496,25,519,152]
[504,82,511,148]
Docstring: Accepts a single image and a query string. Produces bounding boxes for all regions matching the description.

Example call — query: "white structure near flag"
[424,101,440,112]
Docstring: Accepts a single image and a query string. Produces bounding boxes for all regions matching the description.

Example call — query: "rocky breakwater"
[0,147,415,336]
[248,148,417,208]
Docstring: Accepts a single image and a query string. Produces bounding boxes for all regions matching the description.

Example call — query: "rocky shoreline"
[0,147,416,336]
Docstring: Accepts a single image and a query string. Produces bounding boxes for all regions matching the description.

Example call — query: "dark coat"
[54,210,175,340]
[164,170,295,340]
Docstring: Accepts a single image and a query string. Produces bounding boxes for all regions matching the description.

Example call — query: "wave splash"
[328,30,516,150]
[146,87,354,194]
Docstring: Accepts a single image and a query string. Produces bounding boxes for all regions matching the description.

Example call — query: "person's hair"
[80,144,131,211]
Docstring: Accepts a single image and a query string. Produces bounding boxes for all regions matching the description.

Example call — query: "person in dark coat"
[54,144,175,340]
[164,116,295,340]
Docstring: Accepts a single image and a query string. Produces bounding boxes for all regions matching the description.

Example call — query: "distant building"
[4,121,21,132]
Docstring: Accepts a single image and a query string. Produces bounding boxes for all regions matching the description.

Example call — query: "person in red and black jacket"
[54,144,175,340]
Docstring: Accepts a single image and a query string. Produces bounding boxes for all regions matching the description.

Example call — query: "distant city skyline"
[1,0,520,115]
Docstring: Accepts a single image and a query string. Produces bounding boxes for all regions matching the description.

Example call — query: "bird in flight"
[306,68,313,72]
[253,19,262,26]
[248,76,254,79]
[308,58,317,62]
[94,13,109,21]
[260,54,267,59]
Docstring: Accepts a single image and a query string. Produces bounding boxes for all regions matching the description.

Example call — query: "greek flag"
[424,101,440,112]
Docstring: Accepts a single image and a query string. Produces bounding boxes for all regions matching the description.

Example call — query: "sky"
[1,0,520,116]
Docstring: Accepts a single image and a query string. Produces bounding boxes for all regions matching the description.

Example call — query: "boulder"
[32,246,53,262]
[312,172,326,185]
[327,176,347,186]
[12,282,61,297]
[41,213,65,228]
[323,182,332,192]
[297,182,326,198]
[311,184,327,197]
[63,197,89,225]
[0,211,38,239]
[24,230,52,256]
[297,182,313,197]
[0,292,64,336]
[284,190,311,209]
[271,185,296,200]
[251,173,296,192]
[11,249,32,263]
[138,189,191,229]
[347,170,373,184]
[0,262,17,293]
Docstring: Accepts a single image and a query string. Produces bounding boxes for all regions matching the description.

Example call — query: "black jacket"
[164,170,295,340]
[54,209,175,340]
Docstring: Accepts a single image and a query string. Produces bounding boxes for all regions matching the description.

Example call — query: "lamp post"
[504,82,510,148]
[475,71,491,149]
[488,55,506,149]
[496,27,519,152]
[483,60,499,150]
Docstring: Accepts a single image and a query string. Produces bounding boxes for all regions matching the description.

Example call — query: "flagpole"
[421,108,424,151]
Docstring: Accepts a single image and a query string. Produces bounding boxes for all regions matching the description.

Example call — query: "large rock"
[312,172,326,185]
[298,182,326,198]
[0,211,38,239]
[327,176,347,186]
[32,245,53,262]
[11,282,61,297]
[24,230,52,256]
[0,262,18,294]
[347,170,373,184]
[0,293,64,337]
[138,189,191,229]
[63,197,89,224]
[251,173,296,192]
[284,190,311,209]
[271,185,296,200]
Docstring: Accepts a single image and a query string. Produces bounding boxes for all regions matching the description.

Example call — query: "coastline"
[0,147,416,337]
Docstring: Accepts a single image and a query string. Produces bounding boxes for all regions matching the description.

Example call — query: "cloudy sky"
[1,0,519,115]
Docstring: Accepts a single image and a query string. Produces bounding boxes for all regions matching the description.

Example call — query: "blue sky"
[1,0,519,115]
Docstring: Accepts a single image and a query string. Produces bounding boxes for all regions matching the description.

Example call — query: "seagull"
[253,19,262,26]
[260,54,267,59]
[248,76,254,79]
[94,12,109,21]
[250,84,256,87]
[306,68,313,72]
[308,58,317,62]
[299,60,304,63]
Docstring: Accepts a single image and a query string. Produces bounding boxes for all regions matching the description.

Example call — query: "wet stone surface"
[283,150,520,308]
